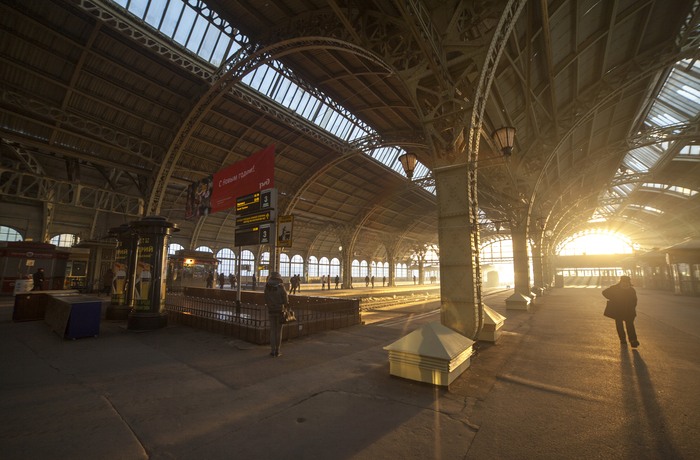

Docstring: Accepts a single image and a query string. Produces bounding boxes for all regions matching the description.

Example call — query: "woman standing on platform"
[265,271,288,357]
[602,275,639,348]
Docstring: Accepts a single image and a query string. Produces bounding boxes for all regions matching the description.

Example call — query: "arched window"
[383,263,390,278]
[319,257,330,277]
[279,253,290,277]
[401,263,408,278]
[168,243,185,255]
[376,262,384,277]
[556,230,634,256]
[308,256,318,277]
[370,261,376,276]
[216,248,236,275]
[0,226,23,242]
[360,260,368,277]
[51,234,80,247]
[330,258,340,277]
[195,246,213,253]
[260,252,270,278]
[290,255,304,277]
[240,250,255,276]
[351,260,360,277]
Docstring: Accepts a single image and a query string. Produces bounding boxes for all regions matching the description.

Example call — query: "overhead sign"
[277,215,293,247]
[186,145,275,220]
[212,145,275,213]
[236,188,275,215]
[235,223,272,247]
[236,210,274,227]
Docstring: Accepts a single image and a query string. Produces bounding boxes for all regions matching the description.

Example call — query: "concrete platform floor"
[1,288,699,459]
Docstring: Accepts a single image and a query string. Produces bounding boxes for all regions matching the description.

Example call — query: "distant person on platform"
[296,274,301,292]
[252,273,257,291]
[290,275,298,295]
[371,275,375,288]
[335,275,339,289]
[206,272,214,288]
[365,275,370,287]
[264,271,288,358]
[218,272,226,289]
[383,276,386,287]
[327,274,331,290]
[32,268,45,291]
[102,268,113,297]
[413,275,417,285]
[229,273,236,290]
[321,275,326,290]
[602,275,639,348]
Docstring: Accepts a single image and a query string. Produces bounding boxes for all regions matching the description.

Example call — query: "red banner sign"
[186,145,275,220]
[212,145,275,213]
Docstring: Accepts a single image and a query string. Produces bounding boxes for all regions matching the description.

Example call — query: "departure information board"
[236,189,274,215]
[234,223,271,247]
[235,211,274,227]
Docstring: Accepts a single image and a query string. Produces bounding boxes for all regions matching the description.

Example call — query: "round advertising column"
[127,216,179,331]
[105,224,138,320]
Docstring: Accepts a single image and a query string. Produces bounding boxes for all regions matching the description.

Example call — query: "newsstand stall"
[0,242,69,294]
[166,249,219,292]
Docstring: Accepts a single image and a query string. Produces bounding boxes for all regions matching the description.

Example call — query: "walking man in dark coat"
[603,275,639,347]
[32,268,45,291]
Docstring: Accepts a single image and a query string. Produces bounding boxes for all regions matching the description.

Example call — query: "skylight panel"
[668,185,698,196]
[160,2,184,37]
[628,204,663,214]
[145,0,168,25]
[641,182,666,189]
[173,6,197,44]
[679,145,700,155]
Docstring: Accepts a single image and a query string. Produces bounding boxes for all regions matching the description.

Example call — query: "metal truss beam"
[0,167,144,217]
[1,140,45,174]
[1,87,163,164]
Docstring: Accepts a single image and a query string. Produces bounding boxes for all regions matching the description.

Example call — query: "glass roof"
[111,0,434,193]
[618,59,700,173]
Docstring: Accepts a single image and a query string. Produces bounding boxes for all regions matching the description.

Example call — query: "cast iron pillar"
[434,164,482,340]
[511,225,531,297]
[531,236,544,289]
[127,216,179,331]
[105,224,138,320]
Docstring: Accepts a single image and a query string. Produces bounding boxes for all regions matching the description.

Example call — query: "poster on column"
[111,241,130,305]
[134,239,154,310]
[185,145,275,220]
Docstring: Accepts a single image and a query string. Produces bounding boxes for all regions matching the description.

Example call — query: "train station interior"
[1,0,699,458]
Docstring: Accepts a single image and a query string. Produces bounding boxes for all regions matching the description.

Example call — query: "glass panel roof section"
[646,60,700,127]
[641,183,698,197]
[627,204,664,214]
[678,145,700,156]
[619,59,700,172]
[110,1,432,190]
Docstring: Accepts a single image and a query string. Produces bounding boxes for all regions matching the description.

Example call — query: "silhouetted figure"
[32,268,45,291]
[413,275,417,285]
[265,271,288,358]
[382,276,386,287]
[218,272,226,289]
[206,272,214,288]
[365,275,369,287]
[335,275,339,289]
[229,273,236,289]
[603,275,639,347]
[252,273,257,291]
[321,275,326,290]
[371,276,375,288]
[102,268,113,296]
